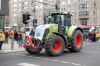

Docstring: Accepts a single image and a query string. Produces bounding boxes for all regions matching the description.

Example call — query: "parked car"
[95,27,100,41]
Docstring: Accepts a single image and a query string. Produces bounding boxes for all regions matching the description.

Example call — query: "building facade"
[9,0,23,29]
[31,0,56,25]
[96,0,100,25]
[0,0,9,29]
[70,0,100,25]
[9,0,100,29]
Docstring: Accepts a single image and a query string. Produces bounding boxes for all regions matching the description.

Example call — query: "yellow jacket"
[0,32,5,41]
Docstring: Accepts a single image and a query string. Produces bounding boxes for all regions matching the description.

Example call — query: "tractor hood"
[34,24,58,40]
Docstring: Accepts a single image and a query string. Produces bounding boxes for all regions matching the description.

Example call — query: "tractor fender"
[67,26,83,37]
[45,32,68,46]
[53,33,68,45]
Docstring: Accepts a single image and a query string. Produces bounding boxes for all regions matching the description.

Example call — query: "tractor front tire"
[68,30,83,52]
[25,46,42,54]
[45,35,65,56]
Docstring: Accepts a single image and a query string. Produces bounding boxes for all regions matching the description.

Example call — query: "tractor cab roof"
[50,12,72,16]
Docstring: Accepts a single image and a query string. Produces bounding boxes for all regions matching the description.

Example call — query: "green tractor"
[24,12,83,56]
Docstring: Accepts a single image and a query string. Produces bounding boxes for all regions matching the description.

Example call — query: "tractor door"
[63,13,72,34]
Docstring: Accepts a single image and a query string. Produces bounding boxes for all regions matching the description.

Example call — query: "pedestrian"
[9,29,14,50]
[0,29,5,50]
[25,28,30,36]
[83,30,89,41]
[17,31,24,47]
[14,30,18,41]
[89,26,96,42]
[30,28,35,38]
[3,29,9,43]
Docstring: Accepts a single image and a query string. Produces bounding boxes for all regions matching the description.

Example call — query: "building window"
[79,11,89,16]
[39,0,43,2]
[80,19,88,25]
[93,11,96,16]
[14,4,17,8]
[5,22,9,27]
[79,4,89,9]
[93,2,96,8]
[79,0,89,2]
[14,0,18,3]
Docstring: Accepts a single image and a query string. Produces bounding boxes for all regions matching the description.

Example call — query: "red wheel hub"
[52,40,62,53]
[76,34,82,48]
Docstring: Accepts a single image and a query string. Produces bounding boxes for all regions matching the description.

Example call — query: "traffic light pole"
[34,0,36,21]
[33,1,60,11]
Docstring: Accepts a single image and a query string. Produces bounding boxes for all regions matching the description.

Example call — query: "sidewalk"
[0,42,25,53]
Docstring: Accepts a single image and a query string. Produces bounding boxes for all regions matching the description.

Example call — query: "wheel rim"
[52,40,62,53]
[76,34,82,48]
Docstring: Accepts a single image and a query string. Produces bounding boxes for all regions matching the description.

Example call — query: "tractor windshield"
[47,15,63,25]
[47,13,71,27]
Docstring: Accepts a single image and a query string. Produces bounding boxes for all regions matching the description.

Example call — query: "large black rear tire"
[68,30,83,52]
[45,35,65,56]
[25,46,42,54]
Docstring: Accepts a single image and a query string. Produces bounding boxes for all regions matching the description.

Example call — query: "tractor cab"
[47,12,72,27]
[47,12,72,34]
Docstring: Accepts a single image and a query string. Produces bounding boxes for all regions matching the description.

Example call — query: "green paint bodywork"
[49,24,58,32]
[67,26,79,37]
[45,24,58,39]
[44,24,81,39]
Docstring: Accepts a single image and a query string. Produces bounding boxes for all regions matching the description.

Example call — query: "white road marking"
[34,57,86,66]
[18,63,39,66]
[41,58,51,60]
[60,61,70,63]
[83,51,100,55]
[71,63,81,66]
[52,59,59,61]
[34,57,41,59]
[0,53,87,66]
[27,56,33,58]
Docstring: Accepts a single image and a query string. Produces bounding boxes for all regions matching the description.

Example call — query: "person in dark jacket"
[14,30,18,41]
[30,29,35,37]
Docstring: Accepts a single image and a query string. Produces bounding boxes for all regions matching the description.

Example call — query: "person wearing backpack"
[0,29,5,50]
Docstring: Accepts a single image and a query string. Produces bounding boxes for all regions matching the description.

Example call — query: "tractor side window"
[47,16,54,23]
[56,15,62,25]
[64,15,71,27]
[48,15,62,25]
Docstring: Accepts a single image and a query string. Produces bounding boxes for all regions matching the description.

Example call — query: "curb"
[0,48,25,53]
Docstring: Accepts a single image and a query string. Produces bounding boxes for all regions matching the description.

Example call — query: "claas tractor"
[24,12,83,56]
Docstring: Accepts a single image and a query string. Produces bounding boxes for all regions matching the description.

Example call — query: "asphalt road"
[0,41,100,66]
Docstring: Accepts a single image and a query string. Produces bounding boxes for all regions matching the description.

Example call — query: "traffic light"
[27,14,30,20]
[55,4,59,11]
[23,14,30,24]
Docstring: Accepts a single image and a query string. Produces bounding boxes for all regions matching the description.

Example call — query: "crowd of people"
[83,26,97,42]
[0,28,24,50]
